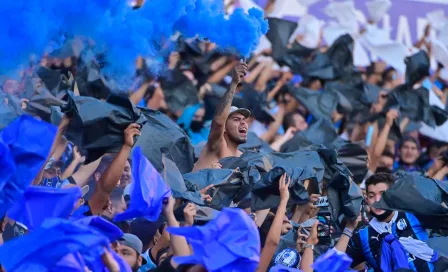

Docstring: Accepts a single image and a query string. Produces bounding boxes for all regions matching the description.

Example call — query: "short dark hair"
[382,67,396,83]
[365,173,395,193]
[381,149,395,160]
[399,136,420,150]
[375,167,393,174]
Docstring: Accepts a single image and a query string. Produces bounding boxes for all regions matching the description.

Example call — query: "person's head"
[190,107,205,133]
[365,173,395,220]
[283,111,308,132]
[103,188,127,219]
[1,79,19,95]
[145,83,167,111]
[130,219,159,252]
[371,91,388,114]
[224,107,250,146]
[379,150,395,170]
[43,160,64,179]
[366,63,382,85]
[303,77,323,91]
[119,159,132,189]
[281,92,299,114]
[382,67,401,89]
[118,234,143,272]
[399,137,420,165]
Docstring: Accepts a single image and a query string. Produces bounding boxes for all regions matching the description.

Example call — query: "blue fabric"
[334,120,342,130]
[8,186,81,230]
[0,115,57,218]
[177,104,210,145]
[75,216,123,242]
[422,78,433,91]
[51,253,87,272]
[269,264,302,272]
[312,249,352,272]
[380,234,410,272]
[359,228,378,269]
[405,213,435,271]
[114,147,171,222]
[71,204,91,219]
[0,218,111,272]
[306,114,313,124]
[405,213,428,241]
[167,208,260,272]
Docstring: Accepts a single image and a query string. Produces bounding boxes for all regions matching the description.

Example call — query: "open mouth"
[238,127,248,135]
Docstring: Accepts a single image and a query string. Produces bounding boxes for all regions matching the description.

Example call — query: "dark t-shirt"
[347,212,433,272]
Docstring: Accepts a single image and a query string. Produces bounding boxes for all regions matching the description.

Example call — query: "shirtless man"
[192,62,250,171]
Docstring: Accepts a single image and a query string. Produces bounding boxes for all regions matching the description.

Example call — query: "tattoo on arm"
[215,84,236,117]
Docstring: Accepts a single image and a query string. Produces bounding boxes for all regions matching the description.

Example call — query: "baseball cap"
[119,233,143,254]
[229,106,251,119]
[130,219,158,247]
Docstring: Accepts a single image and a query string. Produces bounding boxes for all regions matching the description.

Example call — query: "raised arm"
[206,62,248,151]
[88,123,141,215]
[369,110,398,172]
[257,174,290,272]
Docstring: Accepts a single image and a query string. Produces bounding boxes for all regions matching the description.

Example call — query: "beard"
[131,263,140,272]
[228,133,247,145]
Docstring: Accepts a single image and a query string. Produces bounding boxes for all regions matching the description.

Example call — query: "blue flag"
[75,216,123,242]
[312,249,352,272]
[0,115,57,218]
[0,218,111,272]
[114,147,171,222]
[8,186,81,230]
[167,208,260,272]
[51,253,87,272]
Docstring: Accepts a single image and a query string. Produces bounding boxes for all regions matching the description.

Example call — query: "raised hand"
[124,123,141,148]
[231,62,249,85]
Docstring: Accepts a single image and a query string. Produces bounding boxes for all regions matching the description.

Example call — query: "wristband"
[343,228,353,234]
[303,243,314,250]
[341,232,352,239]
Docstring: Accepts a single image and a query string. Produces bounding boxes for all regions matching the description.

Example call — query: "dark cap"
[131,219,158,247]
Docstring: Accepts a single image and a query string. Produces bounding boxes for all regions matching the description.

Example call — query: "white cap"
[366,0,392,24]
[427,10,447,32]
[229,106,251,119]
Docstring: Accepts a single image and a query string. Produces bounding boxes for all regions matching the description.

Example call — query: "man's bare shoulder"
[192,143,222,172]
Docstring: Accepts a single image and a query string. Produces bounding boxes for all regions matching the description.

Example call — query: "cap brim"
[229,108,251,119]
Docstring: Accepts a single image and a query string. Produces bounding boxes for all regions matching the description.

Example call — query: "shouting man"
[193,62,250,171]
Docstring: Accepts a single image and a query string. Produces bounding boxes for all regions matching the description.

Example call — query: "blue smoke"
[0,0,268,83]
